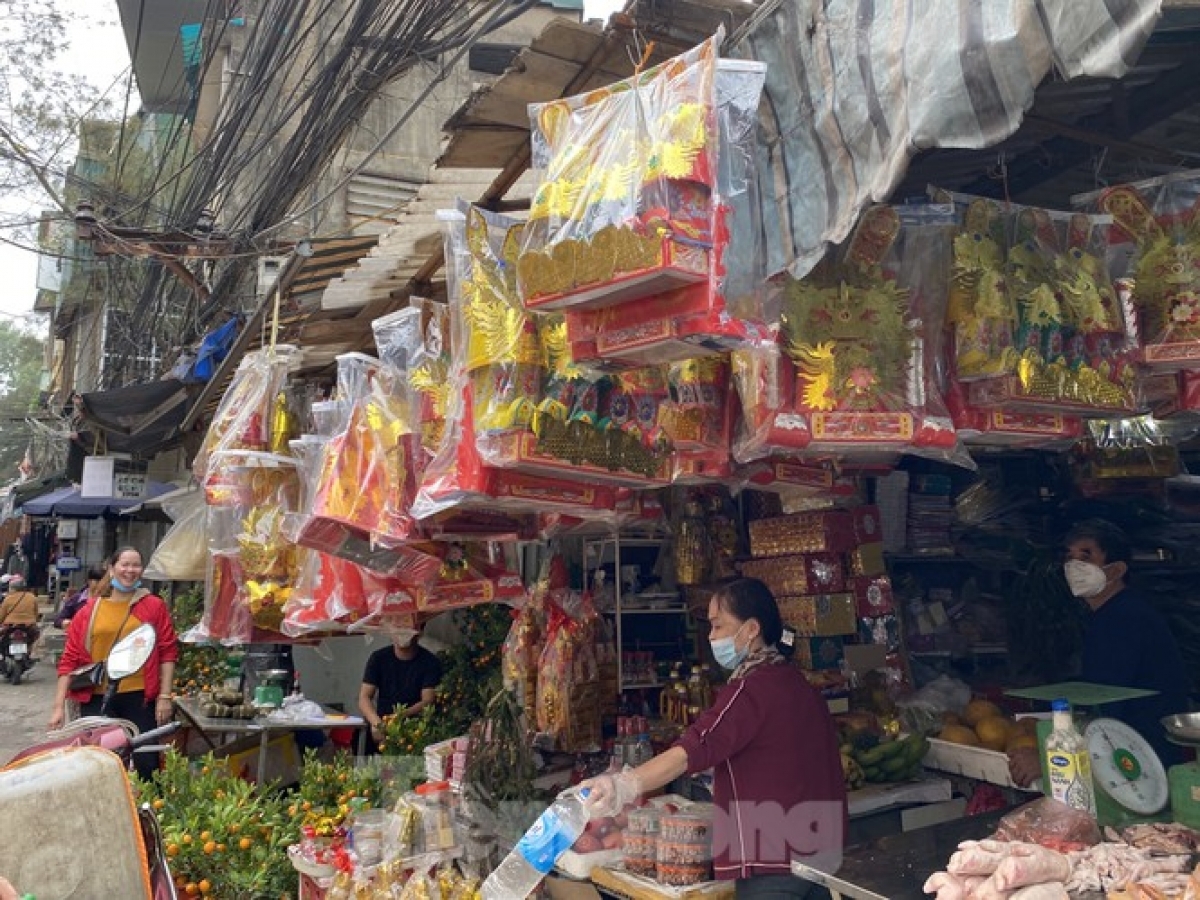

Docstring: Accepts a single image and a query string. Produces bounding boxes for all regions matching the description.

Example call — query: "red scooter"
[2,622,180,899]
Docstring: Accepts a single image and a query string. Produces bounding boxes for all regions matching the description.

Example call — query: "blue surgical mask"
[112,577,142,593]
[710,623,748,670]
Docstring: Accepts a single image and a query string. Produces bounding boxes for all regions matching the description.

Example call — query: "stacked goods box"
[739,553,845,597]
[776,594,856,638]
[747,509,857,558]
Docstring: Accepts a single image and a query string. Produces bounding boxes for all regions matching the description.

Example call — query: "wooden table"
[174,697,365,783]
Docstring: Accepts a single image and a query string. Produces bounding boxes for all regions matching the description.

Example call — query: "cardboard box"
[778,593,856,637]
[748,510,857,558]
[847,543,887,577]
[858,614,901,652]
[739,553,845,596]
[847,575,895,617]
[793,636,845,671]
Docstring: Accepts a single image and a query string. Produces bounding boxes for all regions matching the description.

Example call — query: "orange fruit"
[166,844,180,858]
[200,831,212,842]
[217,843,226,853]
[152,799,165,810]
[975,716,1012,752]
[203,841,217,855]
[964,700,1004,728]
[184,884,199,897]
[938,724,981,747]
[199,879,211,895]
[182,834,193,845]
[239,837,252,850]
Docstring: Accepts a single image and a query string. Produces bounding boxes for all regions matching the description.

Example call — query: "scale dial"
[1083,718,1168,816]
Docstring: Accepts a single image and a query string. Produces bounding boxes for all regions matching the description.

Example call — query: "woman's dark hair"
[86,566,105,582]
[1065,519,1132,566]
[713,578,796,657]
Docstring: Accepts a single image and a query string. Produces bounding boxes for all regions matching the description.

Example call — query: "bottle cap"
[1051,698,1070,713]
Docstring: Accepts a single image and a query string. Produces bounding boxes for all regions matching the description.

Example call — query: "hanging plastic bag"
[1096,172,1200,369]
[144,490,207,581]
[193,346,297,488]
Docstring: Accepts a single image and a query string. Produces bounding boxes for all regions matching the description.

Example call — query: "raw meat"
[949,841,1008,876]
[1065,843,1190,894]
[969,875,1009,900]
[1008,884,1068,900]
[923,871,969,899]
[991,846,1070,891]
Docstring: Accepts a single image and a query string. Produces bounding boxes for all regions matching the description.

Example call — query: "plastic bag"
[734,205,965,465]
[193,346,297,486]
[945,195,1137,417]
[556,58,770,367]
[993,798,1102,851]
[518,36,722,311]
[1096,171,1200,369]
[143,490,207,581]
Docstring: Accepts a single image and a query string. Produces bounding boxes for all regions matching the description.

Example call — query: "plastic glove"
[581,770,642,819]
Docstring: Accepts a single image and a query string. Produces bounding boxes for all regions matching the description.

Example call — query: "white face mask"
[1063,560,1108,599]
[392,629,419,647]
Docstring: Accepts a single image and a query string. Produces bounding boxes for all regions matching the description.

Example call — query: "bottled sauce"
[482,788,592,900]
[1044,698,1096,816]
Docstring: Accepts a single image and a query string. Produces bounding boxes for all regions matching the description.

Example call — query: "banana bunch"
[849,733,930,785]
[840,747,866,791]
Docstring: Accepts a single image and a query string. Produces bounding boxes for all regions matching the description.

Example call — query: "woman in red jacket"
[49,546,178,777]
[586,578,847,898]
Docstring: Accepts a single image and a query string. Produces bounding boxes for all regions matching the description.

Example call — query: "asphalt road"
[0,649,57,763]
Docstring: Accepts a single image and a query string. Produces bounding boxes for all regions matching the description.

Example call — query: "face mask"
[112,577,142,593]
[710,623,748,670]
[393,629,419,647]
[1063,560,1107,599]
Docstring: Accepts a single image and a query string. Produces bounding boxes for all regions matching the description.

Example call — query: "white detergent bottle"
[1045,698,1097,817]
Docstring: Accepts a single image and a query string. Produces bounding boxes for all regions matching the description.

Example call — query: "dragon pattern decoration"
[781,205,914,414]
[1100,183,1200,361]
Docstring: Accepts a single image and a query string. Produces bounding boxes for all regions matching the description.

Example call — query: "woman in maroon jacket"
[587,578,847,898]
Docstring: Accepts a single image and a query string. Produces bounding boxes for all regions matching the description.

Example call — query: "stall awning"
[11,474,72,507]
[24,481,176,519]
[79,379,192,456]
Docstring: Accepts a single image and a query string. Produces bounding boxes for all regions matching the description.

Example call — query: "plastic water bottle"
[481,787,592,900]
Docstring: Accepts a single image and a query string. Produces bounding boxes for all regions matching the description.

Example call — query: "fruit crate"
[922,738,1019,789]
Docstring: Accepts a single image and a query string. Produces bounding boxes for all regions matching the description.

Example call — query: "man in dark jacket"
[1010,519,1190,786]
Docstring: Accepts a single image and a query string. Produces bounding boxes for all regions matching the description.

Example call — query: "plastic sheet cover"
[734,0,1162,280]
[1097,170,1200,370]
[945,195,1137,420]
[733,205,965,466]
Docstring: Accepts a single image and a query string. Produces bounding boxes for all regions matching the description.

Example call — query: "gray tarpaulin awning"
[79,379,191,455]
[735,0,1163,278]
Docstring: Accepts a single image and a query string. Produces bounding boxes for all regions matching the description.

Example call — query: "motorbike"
[2,621,180,899]
[0,623,36,684]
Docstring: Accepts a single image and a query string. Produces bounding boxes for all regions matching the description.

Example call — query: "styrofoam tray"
[922,737,1020,788]
[557,847,626,880]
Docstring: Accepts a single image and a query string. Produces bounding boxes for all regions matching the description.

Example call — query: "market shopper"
[0,574,40,648]
[584,578,847,899]
[53,565,103,629]
[1008,519,1190,787]
[48,547,178,778]
[358,622,442,754]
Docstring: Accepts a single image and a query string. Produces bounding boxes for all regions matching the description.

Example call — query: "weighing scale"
[1006,683,1171,827]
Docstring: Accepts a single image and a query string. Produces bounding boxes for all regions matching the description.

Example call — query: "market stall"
[133,12,1200,899]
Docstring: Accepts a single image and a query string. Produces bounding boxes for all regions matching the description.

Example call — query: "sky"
[0,3,135,324]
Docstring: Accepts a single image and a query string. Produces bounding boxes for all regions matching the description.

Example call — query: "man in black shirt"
[1010,519,1190,786]
[358,623,442,753]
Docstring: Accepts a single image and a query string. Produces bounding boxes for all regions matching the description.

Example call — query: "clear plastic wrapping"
[733,204,962,464]
[193,347,297,485]
[519,36,721,311]
[1097,171,1200,369]
[946,197,1137,416]
[552,57,768,367]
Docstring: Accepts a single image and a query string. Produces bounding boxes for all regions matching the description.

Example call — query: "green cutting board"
[1005,681,1157,708]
